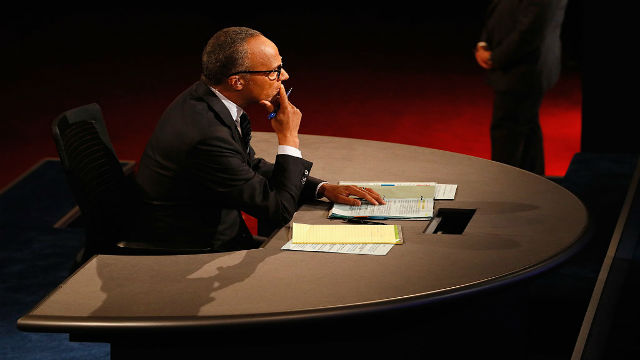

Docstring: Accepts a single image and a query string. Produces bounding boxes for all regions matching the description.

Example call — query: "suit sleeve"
[187,134,313,228]
[248,145,324,203]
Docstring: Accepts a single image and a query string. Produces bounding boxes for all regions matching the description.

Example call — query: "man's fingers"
[363,187,386,205]
[323,184,386,206]
[358,187,385,204]
[347,186,378,205]
[259,100,275,113]
[338,195,361,206]
[358,193,379,205]
[278,83,287,101]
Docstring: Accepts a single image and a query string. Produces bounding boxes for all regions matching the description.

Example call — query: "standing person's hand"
[475,43,493,69]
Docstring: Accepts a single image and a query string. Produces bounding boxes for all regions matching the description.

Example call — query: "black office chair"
[51,103,212,269]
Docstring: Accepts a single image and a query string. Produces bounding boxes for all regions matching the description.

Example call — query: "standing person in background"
[475,0,568,175]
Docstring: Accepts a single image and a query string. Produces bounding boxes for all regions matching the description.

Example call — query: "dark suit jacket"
[480,0,568,92]
[135,80,322,251]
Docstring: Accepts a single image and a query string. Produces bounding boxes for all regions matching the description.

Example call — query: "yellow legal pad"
[290,223,403,245]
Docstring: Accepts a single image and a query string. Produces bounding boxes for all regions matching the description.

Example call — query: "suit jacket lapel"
[195,80,243,147]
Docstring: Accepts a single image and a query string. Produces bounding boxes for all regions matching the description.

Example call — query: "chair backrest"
[51,103,134,256]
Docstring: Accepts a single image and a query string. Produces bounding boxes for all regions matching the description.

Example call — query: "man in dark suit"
[475,0,568,175]
[135,27,383,252]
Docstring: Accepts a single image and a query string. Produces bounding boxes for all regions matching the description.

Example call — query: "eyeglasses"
[228,64,283,81]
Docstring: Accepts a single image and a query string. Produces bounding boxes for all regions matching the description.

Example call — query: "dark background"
[3,2,640,359]
[1,2,593,189]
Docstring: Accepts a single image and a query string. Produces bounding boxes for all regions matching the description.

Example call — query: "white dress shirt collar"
[208,85,303,160]
[209,86,244,134]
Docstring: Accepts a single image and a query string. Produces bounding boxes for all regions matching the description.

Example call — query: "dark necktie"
[239,113,251,153]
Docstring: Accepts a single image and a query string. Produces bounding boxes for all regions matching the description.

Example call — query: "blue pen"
[268,87,293,120]
[344,218,387,225]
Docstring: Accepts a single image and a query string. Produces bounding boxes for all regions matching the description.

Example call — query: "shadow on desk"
[89,250,279,317]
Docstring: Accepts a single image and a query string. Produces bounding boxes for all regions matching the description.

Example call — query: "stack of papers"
[328,182,457,220]
[281,223,403,256]
[331,198,434,220]
[290,223,403,245]
[280,182,458,256]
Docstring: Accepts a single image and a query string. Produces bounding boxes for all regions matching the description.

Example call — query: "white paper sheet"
[281,241,394,255]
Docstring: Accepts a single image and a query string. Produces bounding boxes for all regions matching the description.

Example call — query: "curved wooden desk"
[18,133,588,340]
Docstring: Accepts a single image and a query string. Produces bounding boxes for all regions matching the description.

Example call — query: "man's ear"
[228,76,244,90]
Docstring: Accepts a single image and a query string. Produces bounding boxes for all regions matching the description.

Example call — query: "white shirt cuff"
[316,181,328,199]
[277,145,302,158]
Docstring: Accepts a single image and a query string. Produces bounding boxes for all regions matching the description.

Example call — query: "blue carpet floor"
[0,160,109,359]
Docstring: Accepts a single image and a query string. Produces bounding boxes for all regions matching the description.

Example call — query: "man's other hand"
[319,184,386,206]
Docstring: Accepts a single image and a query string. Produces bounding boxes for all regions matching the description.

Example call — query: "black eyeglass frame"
[227,64,283,81]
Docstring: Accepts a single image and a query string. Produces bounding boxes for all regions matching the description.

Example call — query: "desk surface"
[18,133,588,333]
